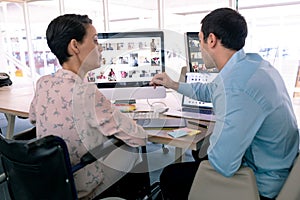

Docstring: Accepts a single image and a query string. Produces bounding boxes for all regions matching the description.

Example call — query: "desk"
[147,118,214,163]
[134,91,214,162]
[0,84,213,164]
[0,78,34,139]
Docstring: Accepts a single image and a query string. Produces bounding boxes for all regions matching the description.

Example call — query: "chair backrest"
[189,154,300,200]
[276,153,300,200]
[188,160,260,200]
[0,134,78,200]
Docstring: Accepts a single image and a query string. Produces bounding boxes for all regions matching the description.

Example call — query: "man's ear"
[207,33,217,48]
[68,39,80,55]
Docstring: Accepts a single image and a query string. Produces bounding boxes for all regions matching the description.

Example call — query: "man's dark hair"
[201,7,247,51]
[46,14,92,65]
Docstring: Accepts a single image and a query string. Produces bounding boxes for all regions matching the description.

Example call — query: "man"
[150,7,299,200]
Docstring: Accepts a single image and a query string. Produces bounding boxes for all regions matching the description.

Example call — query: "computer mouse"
[154,107,169,114]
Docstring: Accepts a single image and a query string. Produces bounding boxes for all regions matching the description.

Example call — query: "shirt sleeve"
[178,82,213,102]
[84,85,148,147]
[207,88,266,177]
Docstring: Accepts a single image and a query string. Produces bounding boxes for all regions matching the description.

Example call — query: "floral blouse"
[29,69,147,198]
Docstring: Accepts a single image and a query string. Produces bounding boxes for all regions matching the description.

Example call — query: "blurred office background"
[1,0,300,192]
[1,0,300,124]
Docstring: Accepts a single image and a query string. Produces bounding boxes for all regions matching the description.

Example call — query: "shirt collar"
[54,69,83,83]
[219,49,246,78]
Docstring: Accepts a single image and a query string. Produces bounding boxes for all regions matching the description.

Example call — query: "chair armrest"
[0,173,6,184]
[13,127,36,140]
[72,137,125,173]
[143,181,161,199]
[188,160,259,200]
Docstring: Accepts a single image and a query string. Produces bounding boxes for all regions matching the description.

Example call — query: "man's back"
[241,53,299,198]
[208,50,299,198]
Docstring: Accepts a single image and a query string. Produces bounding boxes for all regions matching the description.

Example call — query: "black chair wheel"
[162,147,169,154]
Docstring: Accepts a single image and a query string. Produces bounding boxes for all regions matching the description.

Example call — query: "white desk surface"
[0,83,213,161]
[135,90,214,162]
[0,77,34,138]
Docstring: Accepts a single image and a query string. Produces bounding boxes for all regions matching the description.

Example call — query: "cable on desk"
[146,99,168,113]
[146,99,167,108]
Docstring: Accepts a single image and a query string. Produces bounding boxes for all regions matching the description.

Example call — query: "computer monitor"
[185,32,218,73]
[86,31,166,102]
[183,32,218,110]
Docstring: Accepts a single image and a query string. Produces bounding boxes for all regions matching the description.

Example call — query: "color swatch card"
[168,127,201,138]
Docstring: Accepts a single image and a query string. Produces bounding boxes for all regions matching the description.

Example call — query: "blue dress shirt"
[178,49,299,198]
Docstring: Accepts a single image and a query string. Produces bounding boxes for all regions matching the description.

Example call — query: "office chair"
[188,154,300,200]
[0,127,157,200]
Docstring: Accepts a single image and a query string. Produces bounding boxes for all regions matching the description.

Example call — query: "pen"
[188,121,208,129]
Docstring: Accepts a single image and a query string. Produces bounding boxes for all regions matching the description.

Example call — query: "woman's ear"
[68,39,80,55]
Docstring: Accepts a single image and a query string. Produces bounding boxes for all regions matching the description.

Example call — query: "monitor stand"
[98,86,166,103]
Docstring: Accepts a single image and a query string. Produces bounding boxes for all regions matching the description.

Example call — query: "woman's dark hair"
[201,8,247,51]
[46,14,92,65]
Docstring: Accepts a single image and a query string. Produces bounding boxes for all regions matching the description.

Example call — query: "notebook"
[163,73,217,122]
[181,72,217,113]
[164,72,217,121]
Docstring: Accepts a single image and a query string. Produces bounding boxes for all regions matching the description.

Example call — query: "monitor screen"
[185,32,218,73]
[183,32,219,110]
[86,31,166,101]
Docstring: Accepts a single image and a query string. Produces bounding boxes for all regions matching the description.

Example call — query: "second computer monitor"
[185,31,218,73]
[183,32,218,110]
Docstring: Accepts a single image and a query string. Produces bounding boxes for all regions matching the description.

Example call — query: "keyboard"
[182,107,213,115]
[124,112,160,119]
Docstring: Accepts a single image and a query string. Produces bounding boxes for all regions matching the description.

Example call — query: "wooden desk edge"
[147,131,209,151]
[0,108,29,118]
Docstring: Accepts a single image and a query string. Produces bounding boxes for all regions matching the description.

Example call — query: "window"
[0,0,299,125]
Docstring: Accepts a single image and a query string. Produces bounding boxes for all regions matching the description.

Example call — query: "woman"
[29,14,148,199]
